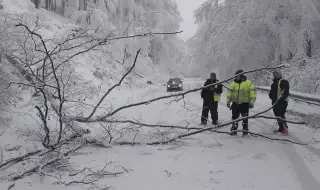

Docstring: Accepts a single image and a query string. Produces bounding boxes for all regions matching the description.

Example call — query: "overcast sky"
[175,0,207,41]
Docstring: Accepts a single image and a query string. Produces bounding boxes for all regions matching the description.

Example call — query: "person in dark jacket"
[201,72,223,125]
[269,70,289,133]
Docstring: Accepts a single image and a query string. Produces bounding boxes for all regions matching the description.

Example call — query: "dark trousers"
[201,100,218,124]
[273,101,288,130]
[231,103,249,130]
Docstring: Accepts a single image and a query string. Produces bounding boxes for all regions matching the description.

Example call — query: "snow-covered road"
[4,78,320,190]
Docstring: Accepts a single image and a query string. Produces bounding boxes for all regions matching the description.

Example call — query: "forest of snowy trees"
[28,0,185,74]
[186,0,320,94]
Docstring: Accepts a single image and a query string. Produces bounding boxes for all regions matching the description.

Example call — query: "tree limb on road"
[213,130,307,145]
[84,65,288,121]
[112,91,308,146]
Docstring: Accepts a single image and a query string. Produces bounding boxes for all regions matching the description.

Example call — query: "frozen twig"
[108,31,183,41]
[7,183,15,190]
[84,49,141,121]
[0,150,41,169]
[58,161,124,187]
[312,138,320,143]
[255,115,307,125]
[11,144,85,181]
[0,146,3,165]
[16,23,65,144]
[69,167,90,177]
[35,106,50,148]
[0,130,88,170]
[213,130,307,145]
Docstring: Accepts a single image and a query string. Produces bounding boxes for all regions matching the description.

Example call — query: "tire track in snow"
[280,142,320,190]
[252,106,320,190]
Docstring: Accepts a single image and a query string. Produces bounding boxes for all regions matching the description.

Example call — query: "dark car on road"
[166,78,183,92]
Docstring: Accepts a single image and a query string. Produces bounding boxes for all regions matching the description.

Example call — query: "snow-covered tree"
[27,0,184,78]
[187,0,320,94]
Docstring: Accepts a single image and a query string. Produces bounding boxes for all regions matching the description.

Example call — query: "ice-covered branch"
[16,23,65,144]
[75,65,286,121]
[84,49,141,121]
[213,130,307,145]
[112,92,307,146]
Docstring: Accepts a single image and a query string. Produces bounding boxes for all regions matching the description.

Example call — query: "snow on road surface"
[1,78,320,190]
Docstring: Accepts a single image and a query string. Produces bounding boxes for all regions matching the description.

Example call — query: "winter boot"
[277,123,288,134]
[201,122,207,126]
[282,123,288,134]
[242,122,249,136]
[230,123,238,136]
[212,119,218,125]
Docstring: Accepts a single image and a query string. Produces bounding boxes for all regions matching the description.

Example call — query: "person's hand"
[227,103,231,108]
[249,104,254,109]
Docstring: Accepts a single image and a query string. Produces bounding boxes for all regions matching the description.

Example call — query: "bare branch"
[102,119,194,130]
[11,143,85,181]
[35,106,50,148]
[0,147,3,165]
[16,23,65,144]
[84,49,141,121]
[255,115,307,125]
[0,150,41,169]
[85,65,286,120]
[57,161,124,187]
[48,31,183,77]
[213,130,307,145]
[108,31,183,41]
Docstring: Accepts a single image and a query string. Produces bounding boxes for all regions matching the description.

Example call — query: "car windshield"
[169,78,181,83]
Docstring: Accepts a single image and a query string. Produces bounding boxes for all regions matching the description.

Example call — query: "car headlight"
[167,85,170,87]
[179,84,182,87]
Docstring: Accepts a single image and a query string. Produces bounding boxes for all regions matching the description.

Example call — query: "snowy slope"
[185,0,320,94]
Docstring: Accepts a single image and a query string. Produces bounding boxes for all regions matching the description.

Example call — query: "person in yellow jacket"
[226,69,256,136]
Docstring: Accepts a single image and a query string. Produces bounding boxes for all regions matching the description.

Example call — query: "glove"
[249,104,254,109]
[209,86,215,91]
[227,103,231,109]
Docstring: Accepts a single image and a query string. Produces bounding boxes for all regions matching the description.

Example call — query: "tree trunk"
[31,0,39,8]
[306,38,312,57]
[45,0,49,10]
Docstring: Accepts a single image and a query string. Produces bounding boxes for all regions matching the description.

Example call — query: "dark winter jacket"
[269,78,289,103]
[201,79,223,101]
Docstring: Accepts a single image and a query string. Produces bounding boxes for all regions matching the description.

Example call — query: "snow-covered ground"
[1,78,320,190]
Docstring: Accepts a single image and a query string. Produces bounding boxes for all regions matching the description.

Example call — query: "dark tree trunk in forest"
[45,0,49,10]
[306,38,312,57]
[31,0,39,9]
[61,0,66,16]
[79,0,87,11]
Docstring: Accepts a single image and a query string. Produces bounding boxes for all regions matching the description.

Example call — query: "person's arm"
[280,80,290,100]
[215,83,223,94]
[226,83,234,104]
[249,82,256,106]
[201,80,209,98]
[268,85,272,100]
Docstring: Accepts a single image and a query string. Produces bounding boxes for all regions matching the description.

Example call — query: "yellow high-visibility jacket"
[226,79,256,105]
